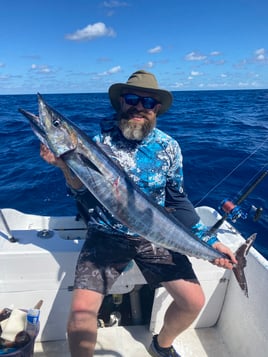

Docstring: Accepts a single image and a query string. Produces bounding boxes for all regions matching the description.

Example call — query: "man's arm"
[165,184,237,269]
[165,185,199,228]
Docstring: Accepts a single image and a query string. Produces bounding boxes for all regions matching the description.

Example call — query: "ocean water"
[0,90,267,259]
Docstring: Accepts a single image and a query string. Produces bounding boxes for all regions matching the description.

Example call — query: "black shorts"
[74,227,198,295]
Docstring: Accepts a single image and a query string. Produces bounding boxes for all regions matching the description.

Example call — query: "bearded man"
[40,70,236,357]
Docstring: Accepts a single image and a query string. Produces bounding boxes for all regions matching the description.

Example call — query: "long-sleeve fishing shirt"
[69,118,218,246]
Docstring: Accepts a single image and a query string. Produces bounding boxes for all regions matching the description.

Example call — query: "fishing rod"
[207,169,268,236]
[195,133,268,208]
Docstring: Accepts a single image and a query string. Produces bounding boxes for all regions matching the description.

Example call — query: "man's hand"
[211,242,237,270]
[40,143,83,190]
[40,143,66,169]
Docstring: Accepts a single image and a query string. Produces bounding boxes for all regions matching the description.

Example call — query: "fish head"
[37,93,78,157]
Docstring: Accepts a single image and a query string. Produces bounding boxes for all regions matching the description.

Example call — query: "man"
[40,70,236,357]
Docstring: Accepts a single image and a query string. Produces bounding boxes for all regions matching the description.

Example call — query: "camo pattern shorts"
[73,227,198,295]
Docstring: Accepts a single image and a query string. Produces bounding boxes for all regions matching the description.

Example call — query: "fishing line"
[235,164,268,197]
[194,136,268,207]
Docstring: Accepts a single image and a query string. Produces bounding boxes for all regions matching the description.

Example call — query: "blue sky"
[1,0,268,94]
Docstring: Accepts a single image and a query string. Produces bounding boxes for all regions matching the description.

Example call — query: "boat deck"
[2,207,267,357]
[34,325,230,357]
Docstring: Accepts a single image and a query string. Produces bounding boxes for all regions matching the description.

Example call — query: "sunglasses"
[121,93,160,109]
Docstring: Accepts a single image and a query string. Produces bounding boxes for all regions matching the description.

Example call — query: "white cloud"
[30,64,53,74]
[210,51,221,56]
[173,82,184,88]
[148,46,162,54]
[98,66,121,76]
[185,51,207,61]
[103,1,129,16]
[0,62,5,68]
[254,48,266,61]
[103,1,129,8]
[190,71,203,76]
[108,66,121,74]
[65,22,116,41]
[238,81,250,87]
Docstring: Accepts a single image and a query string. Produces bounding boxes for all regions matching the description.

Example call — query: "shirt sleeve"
[191,220,219,246]
[165,139,219,246]
[166,188,219,246]
[165,186,200,228]
[165,139,184,192]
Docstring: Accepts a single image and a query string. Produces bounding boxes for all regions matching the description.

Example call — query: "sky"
[1,0,268,94]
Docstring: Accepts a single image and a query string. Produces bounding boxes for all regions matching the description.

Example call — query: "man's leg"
[67,288,104,357]
[157,279,205,348]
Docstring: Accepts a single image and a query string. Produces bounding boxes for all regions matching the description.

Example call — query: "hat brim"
[109,83,173,115]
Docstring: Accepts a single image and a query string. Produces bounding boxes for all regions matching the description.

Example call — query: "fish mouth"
[19,108,41,128]
[18,108,47,144]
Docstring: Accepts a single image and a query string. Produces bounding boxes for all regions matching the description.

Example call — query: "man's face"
[117,90,162,141]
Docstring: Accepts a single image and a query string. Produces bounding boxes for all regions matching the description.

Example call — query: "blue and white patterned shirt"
[94,121,184,207]
[70,118,218,245]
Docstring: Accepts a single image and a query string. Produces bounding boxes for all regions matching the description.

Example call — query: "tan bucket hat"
[108,70,173,115]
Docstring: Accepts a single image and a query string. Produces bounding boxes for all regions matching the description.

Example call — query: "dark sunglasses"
[121,93,160,109]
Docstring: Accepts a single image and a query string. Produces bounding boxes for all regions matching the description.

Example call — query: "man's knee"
[181,282,205,312]
[68,289,103,334]
[189,290,206,315]
[164,280,206,316]
[68,310,98,333]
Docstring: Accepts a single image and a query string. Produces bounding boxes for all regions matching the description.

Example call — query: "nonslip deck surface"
[34,325,230,357]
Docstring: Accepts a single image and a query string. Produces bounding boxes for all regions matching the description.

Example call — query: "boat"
[0,205,267,357]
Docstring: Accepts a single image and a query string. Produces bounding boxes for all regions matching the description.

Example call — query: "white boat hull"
[1,206,267,356]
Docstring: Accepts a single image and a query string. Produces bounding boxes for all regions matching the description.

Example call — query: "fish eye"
[53,119,61,127]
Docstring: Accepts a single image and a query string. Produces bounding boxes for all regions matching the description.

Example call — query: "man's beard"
[118,109,156,141]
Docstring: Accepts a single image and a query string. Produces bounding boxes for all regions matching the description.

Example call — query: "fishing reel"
[218,199,263,223]
[206,170,267,236]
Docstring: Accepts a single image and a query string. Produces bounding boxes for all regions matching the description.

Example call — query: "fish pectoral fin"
[78,154,103,174]
[233,233,257,297]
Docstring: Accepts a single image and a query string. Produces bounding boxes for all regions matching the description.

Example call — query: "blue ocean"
[0,90,267,259]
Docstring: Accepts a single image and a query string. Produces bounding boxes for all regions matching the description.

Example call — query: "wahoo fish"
[19,94,255,296]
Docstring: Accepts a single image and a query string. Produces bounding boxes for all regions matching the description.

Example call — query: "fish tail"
[232,233,257,297]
